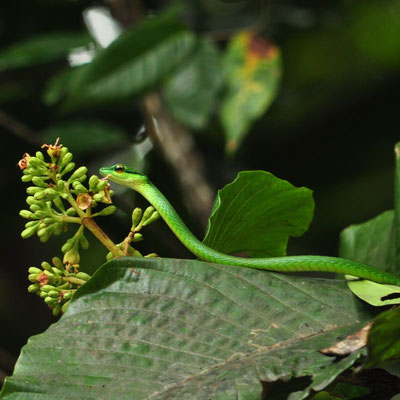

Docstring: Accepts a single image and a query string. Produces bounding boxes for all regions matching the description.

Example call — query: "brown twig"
[142,93,214,227]
[0,109,41,145]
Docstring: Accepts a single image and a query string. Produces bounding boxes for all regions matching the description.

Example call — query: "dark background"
[1,0,400,384]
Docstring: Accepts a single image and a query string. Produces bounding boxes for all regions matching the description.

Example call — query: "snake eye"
[114,164,125,173]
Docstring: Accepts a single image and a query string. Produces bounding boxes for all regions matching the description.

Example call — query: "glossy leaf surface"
[163,39,223,130]
[203,170,314,257]
[61,11,196,111]
[1,257,373,399]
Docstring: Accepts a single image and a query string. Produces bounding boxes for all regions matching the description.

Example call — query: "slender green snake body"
[100,164,400,285]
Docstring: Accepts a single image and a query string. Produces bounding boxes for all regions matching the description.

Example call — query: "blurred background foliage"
[1,0,400,386]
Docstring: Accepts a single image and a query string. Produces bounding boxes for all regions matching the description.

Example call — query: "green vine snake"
[100,164,400,285]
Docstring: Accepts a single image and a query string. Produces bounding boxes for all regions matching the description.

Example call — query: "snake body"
[100,165,400,285]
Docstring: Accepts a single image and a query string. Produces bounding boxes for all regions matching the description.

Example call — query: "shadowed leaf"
[220,32,281,154]
[1,257,375,400]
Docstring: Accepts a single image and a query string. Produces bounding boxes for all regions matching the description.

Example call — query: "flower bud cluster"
[18,139,115,245]
[28,257,91,315]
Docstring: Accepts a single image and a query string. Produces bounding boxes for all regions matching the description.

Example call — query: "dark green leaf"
[163,39,223,130]
[0,32,91,71]
[61,11,196,111]
[42,120,128,156]
[220,32,281,154]
[339,210,396,274]
[43,67,85,106]
[365,307,400,368]
[203,170,314,257]
[1,257,374,400]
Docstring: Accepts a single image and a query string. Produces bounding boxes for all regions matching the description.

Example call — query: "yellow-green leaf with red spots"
[220,32,281,154]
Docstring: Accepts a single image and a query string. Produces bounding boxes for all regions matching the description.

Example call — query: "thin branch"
[142,93,214,228]
[0,109,41,145]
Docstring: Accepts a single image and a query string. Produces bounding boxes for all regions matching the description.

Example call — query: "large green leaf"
[61,10,196,111]
[339,142,400,305]
[0,33,91,71]
[220,32,281,154]
[365,307,400,368]
[1,257,374,400]
[42,120,128,156]
[339,210,396,274]
[163,39,223,130]
[203,170,314,257]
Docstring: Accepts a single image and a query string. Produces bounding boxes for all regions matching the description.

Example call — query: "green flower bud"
[28,283,40,293]
[21,174,32,182]
[60,152,73,168]
[52,267,64,276]
[66,207,77,216]
[28,273,39,283]
[21,226,38,239]
[80,234,89,250]
[53,303,62,316]
[48,290,60,298]
[52,197,65,212]
[26,196,38,205]
[96,180,108,191]
[38,226,53,240]
[62,162,75,175]
[77,174,87,183]
[63,292,74,301]
[61,193,69,200]
[34,210,48,219]
[28,267,42,274]
[75,272,91,281]
[27,186,43,195]
[93,193,103,202]
[42,217,54,225]
[132,233,143,242]
[32,176,48,188]
[35,151,44,161]
[56,180,66,191]
[39,291,48,298]
[68,166,87,182]
[29,204,41,212]
[43,188,59,200]
[59,147,68,159]
[145,253,158,258]
[61,300,70,314]
[63,248,80,265]
[106,252,114,261]
[131,208,143,228]
[142,211,160,227]
[19,210,34,219]
[61,239,74,253]
[41,261,53,272]
[96,206,116,216]
[33,191,45,201]
[52,257,64,270]
[89,175,100,189]
[142,206,155,222]
[25,221,39,228]
[44,296,58,305]
[28,156,45,168]
[41,284,56,292]
[72,182,87,194]
[53,223,64,236]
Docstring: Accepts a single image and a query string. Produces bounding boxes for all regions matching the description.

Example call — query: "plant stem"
[82,217,125,256]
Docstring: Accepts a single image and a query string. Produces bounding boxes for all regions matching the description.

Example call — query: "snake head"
[99,164,148,189]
